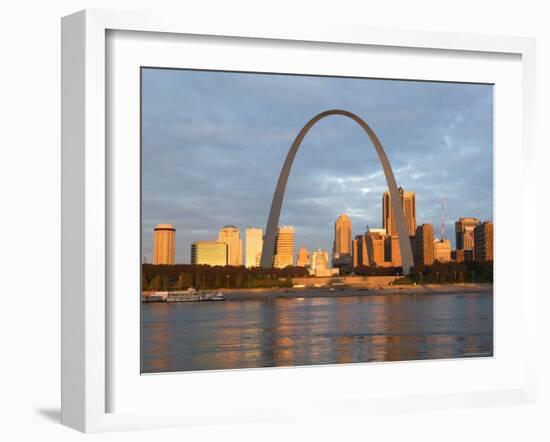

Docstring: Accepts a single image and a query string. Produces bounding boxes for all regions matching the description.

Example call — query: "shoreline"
[147,283,492,302]
[223,283,492,300]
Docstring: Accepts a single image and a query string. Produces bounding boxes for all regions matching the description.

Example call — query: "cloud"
[141,68,493,263]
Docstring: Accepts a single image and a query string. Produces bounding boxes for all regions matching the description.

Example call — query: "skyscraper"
[384,235,402,266]
[296,247,310,268]
[245,227,263,268]
[414,224,434,266]
[332,214,353,272]
[273,226,294,268]
[382,187,416,237]
[364,229,387,267]
[152,224,175,265]
[218,225,243,266]
[333,214,352,256]
[455,217,481,250]
[352,236,361,268]
[191,241,227,266]
[474,221,493,262]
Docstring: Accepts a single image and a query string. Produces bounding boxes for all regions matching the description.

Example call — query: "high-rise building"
[333,214,352,256]
[382,187,416,237]
[332,214,353,272]
[455,217,480,250]
[384,235,402,266]
[191,241,227,266]
[364,229,387,267]
[352,237,360,268]
[152,224,175,265]
[218,225,243,266]
[474,221,493,262]
[414,224,434,266]
[434,239,451,262]
[296,247,310,268]
[353,234,368,268]
[245,227,263,268]
[273,226,294,268]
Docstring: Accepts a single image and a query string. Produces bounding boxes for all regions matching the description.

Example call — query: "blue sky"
[141,68,493,264]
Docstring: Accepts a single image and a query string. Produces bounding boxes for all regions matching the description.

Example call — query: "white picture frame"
[61,9,537,433]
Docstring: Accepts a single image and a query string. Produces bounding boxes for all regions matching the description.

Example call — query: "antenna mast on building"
[440,194,446,240]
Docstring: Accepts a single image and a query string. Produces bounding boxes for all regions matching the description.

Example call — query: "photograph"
[140,68,494,374]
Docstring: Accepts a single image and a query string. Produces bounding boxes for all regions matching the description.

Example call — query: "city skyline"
[147,207,493,267]
[142,68,493,263]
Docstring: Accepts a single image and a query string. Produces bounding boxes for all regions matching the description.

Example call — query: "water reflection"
[141,292,493,373]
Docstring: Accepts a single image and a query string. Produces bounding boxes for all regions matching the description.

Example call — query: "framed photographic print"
[61,9,537,432]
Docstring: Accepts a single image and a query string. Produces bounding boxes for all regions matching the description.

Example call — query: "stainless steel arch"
[260,109,414,275]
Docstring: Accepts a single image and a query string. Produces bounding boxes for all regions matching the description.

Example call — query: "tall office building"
[152,224,175,265]
[332,213,353,272]
[218,225,243,266]
[434,239,452,262]
[455,217,480,250]
[352,234,368,268]
[191,241,227,266]
[382,187,416,237]
[364,229,387,267]
[273,226,294,268]
[474,221,493,262]
[414,224,435,266]
[384,235,402,267]
[296,247,310,268]
[333,214,352,256]
[245,227,263,268]
[352,236,361,268]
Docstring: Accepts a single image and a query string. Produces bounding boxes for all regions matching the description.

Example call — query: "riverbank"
[215,283,493,301]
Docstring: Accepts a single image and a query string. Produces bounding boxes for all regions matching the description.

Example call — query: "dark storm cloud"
[141,69,493,263]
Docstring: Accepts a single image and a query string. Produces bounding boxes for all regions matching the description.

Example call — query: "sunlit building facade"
[352,236,360,268]
[365,229,387,267]
[333,213,352,256]
[455,217,480,250]
[245,227,263,268]
[218,225,243,266]
[152,224,176,265]
[434,239,452,262]
[474,221,493,262]
[191,241,227,266]
[414,224,434,266]
[382,187,416,237]
[310,249,338,277]
[384,235,402,267]
[296,246,310,268]
[273,226,294,268]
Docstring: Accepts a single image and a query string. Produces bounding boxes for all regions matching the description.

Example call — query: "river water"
[141,291,493,373]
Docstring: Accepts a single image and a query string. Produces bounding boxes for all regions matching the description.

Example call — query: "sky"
[141,68,493,264]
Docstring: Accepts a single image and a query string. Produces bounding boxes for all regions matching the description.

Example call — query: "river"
[141,291,493,373]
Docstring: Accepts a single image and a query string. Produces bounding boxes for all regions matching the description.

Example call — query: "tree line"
[142,260,493,291]
[141,264,310,291]
[393,260,494,285]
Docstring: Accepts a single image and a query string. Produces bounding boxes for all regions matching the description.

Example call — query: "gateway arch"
[259,109,415,275]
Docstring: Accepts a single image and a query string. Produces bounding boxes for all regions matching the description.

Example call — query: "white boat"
[209,292,227,301]
[166,288,205,302]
